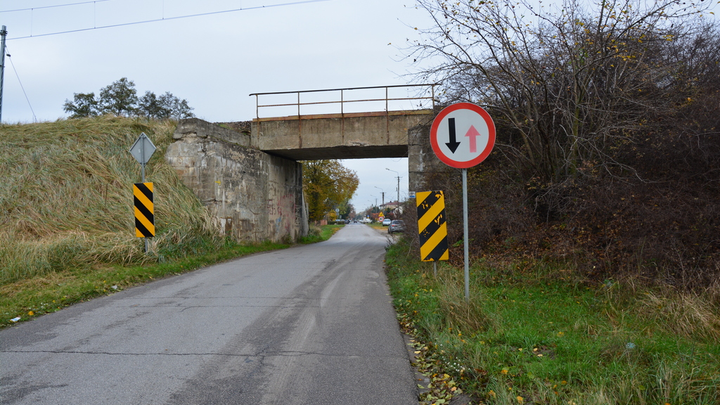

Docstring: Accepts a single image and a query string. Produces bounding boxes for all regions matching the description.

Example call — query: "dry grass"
[0,116,221,285]
[436,267,496,333]
[637,289,720,341]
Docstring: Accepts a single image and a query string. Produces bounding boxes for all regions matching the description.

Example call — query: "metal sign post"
[430,103,496,301]
[129,133,157,253]
[462,169,470,299]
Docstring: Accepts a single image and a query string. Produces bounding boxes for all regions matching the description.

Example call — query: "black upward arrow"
[446,118,461,153]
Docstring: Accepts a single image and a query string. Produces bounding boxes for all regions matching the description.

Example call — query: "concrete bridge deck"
[250,84,436,160]
[252,109,434,160]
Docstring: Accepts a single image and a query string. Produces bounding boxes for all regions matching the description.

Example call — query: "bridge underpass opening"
[338,157,410,215]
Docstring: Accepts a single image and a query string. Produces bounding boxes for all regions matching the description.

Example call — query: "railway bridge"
[166,85,446,243]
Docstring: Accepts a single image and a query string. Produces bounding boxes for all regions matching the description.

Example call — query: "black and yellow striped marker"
[416,190,449,261]
[133,182,154,237]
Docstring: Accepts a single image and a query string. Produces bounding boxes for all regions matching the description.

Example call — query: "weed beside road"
[298,224,344,244]
[385,237,720,404]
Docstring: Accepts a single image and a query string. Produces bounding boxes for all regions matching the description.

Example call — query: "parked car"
[382,218,392,226]
[388,220,405,234]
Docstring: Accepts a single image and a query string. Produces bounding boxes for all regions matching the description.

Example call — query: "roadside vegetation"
[1,117,216,285]
[408,0,720,285]
[0,116,339,328]
[386,237,720,404]
[391,0,720,403]
[298,223,345,244]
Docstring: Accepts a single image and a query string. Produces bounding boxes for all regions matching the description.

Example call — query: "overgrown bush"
[406,0,720,289]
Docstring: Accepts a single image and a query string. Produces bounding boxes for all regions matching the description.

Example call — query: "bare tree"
[410,0,715,184]
[409,0,720,282]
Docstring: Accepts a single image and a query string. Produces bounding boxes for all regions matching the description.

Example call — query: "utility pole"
[0,25,7,124]
[374,186,385,207]
[386,168,401,203]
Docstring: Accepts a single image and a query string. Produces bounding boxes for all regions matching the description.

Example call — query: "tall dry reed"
[0,116,221,284]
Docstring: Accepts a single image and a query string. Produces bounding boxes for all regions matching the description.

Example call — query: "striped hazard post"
[133,182,155,237]
[416,190,449,262]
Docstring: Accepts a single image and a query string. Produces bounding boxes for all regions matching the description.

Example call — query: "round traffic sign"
[430,103,496,169]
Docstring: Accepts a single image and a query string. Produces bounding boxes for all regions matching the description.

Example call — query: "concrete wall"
[408,119,452,193]
[166,119,308,243]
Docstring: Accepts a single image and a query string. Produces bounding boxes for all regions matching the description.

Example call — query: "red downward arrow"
[465,125,481,153]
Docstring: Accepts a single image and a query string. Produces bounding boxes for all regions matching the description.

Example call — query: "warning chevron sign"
[134,182,155,237]
[416,190,449,262]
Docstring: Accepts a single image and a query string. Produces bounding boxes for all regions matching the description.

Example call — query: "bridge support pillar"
[408,119,452,194]
[166,119,308,243]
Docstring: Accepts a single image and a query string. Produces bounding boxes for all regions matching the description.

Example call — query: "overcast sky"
[1,0,436,212]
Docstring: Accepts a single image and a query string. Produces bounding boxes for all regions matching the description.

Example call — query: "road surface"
[0,224,417,404]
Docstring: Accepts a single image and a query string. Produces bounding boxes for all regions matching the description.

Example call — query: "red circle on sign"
[430,102,496,169]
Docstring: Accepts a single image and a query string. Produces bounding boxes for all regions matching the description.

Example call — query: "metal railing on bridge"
[249,84,437,120]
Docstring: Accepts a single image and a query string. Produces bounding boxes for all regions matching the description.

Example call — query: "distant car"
[382,218,392,226]
[388,220,405,234]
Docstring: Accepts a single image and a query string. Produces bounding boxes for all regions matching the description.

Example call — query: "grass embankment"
[0,117,341,328]
[385,237,720,404]
[1,117,213,282]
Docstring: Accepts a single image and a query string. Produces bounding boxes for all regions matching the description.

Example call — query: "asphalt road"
[0,224,417,405]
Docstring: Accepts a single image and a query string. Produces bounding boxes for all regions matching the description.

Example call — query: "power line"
[7,0,330,41]
[6,46,37,122]
[0,0,112,14]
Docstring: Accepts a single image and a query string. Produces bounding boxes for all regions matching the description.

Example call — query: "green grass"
[385,237,720,404]
[298,224,344,244]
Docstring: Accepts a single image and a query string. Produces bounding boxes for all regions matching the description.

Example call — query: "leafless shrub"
[407,0,720,288]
